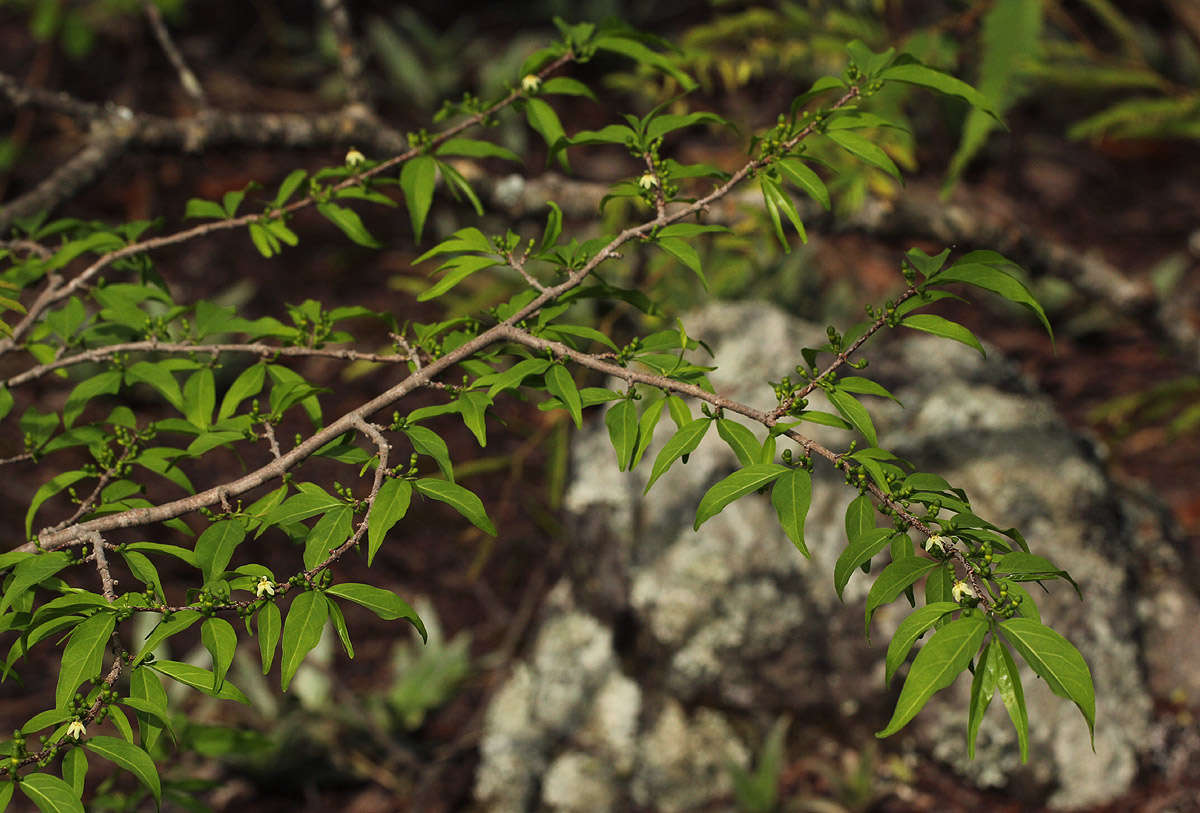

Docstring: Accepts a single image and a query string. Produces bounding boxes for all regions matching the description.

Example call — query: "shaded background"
[1,0,1199,810]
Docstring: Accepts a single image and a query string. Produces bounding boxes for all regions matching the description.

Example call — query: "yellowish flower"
[924,534,948,554]
[66,720,86,741]
[638,172,659,190]
[952,580,976,603]
[256,576,276,599]
[344,147,366,167]
[521,74,542,93]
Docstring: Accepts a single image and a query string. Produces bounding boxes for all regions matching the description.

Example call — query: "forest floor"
[2,5,1200,811]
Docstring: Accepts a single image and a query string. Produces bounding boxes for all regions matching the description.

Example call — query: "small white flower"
[521,74,542,93]
[66,720,86,741]
[344,147,366,167]
[638,172,659,190]
[924,534,948,554]
[952,580,976,603]
[255,576,276,599]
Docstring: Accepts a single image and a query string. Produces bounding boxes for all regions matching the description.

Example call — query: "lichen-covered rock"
[475,301,1191,810]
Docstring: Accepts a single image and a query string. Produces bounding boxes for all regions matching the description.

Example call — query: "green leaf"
[716,419,759,468]
[417,254,497,301]
[326,583,426,642]
[125,361,183,410]
[526,98,568,169]
[280,591,329,691]
[838,377,901,404]
[645,111,729,142]
[121,551,164,604]
[181,369,216,430]
[216,364,265,420]
[56,611,116,709]
[273,168,308,207]
[879,62,1001,119]
[834,528,894,600]
[828,388,878,446]
[993,552,1080,597]
[776,157,830,210]
[864,558,940,634]
[135,609,200,664]
[248,223,278,258]
[184,198,227,220]
[147,660,250,704]
[967,638,1001,759]
[84,736,160,806]
[61,746,86,797]
[415,478,496,535]
[593,35,696,90]
[694,464,788,530]
[456,390,491,447]
[129,665,170,752]
[994,638,1031,761]
[632,397,666,469]
[934,260,1052,340]
[18,773,84,813]
[876,614,988,738]
[200,617,237,694]
[645,418,711,492]
[367,478,412,566]
[0,553,72,617]
[545,364,582,429]
[63,370,121,428]
[194,519,247,584]
[1000,618,1095,745]
[316,202,381,249]
[539,76,596,100]
[605,399,638,471]
[656,237,707,288]
[435,138,521,163]
[770,468,812,557]
[303,505,352,569]
[403,425,454,482]
[539,201,563,252]
[825,130,902,181]
[666,395,691,429]
[849,494,878,544]
[256,600,282,676]
[265,487,342,528]
[900,314,986,356]
[761,177,807,244]
[885,602,959,685]
[222,187,247,217]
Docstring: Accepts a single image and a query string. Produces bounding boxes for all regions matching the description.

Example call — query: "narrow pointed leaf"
[200,617,237,694]
[326,582,426,642]
[717,419,760,468]
[280,591,329,691]
[825,130,902,180]
[901,314,985,356]
[885,602,959,685]
[415,478,496,535]
[367,478,412,566]
[545,364,582,428]
[147,660,250,704]
[877,614,987,737]
[645,418,711,492]
[18,773,83,813]
[834,528,894,600]
[864,558,940,634]
[399,155,437,242]
[770,468,812,556]
[995,639,1031,762]
[56,612,116,709]
[257,601,281,675]
[999,618,1094,745]
[84,736,160,806]
[605,399,639,471]
[776,157,830,210]
[694,464,788,530]
[828,388,877,446]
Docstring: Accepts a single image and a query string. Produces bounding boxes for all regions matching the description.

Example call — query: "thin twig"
[319,0,371,107]
[142,1,207,106]
[89,533,117,601]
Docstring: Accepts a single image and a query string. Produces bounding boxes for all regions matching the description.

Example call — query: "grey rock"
[475,300,1192,810]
